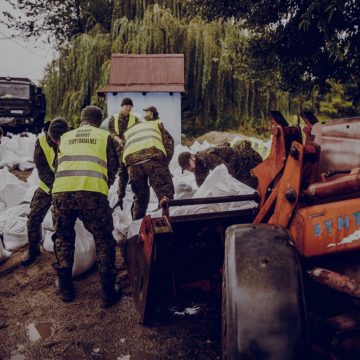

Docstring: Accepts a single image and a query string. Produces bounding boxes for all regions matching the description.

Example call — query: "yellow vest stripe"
[39,180,51,194]
[55,170,108,182]
[38,133,55,194]
[52,126,109,195]
[114,113,136,135]
[123,133,163,150]
[122,120,166,164]
[39,133,55,172]
[58,155,107,168]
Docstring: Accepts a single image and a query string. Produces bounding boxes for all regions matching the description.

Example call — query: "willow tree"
[42,3,297,135]
[42,27,112,127]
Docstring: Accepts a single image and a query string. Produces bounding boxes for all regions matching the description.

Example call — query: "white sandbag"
[0,199,6,216]
[43,220,96,278]
[0,133,36,169]
[0,236,12,263]
[0,204,30,250]
[43,229,54,252]
[27,168,40,187]
[127,219,143,239]
[23,185,37,204]
[42,209,53,231]
[171,165,257,216]
[174,179,197,199]
[112,206,131,243]
[0,183,29,209]
[0,167,25,188]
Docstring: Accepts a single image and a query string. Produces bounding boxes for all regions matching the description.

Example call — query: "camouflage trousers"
[52,191,116,275]
[128,159,174,220]
[27,188,52,247]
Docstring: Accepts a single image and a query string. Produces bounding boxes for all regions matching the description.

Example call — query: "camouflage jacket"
[34,132,57,191]
[108,112,140,140]
[194,141,262,187]
[105,135,120,187]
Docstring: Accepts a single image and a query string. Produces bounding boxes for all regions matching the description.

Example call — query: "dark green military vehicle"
[0,77,46,134]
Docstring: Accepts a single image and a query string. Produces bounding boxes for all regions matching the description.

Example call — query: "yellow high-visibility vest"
[38,133,55,194]
[114,113,136,135]
[52,125,109,195]
[122,120,166,164]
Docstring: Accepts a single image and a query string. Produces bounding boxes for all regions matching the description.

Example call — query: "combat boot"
[99,272,121,309]
[21,244,41,267]
[54,266,75,302]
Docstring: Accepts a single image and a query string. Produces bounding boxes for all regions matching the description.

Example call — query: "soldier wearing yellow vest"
[123,105,174,220]
[21,118,69,267]
[108,97,140,208]
[51,105,120,308]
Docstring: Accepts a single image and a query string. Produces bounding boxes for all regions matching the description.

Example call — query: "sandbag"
[43,220,96,278]
[0,236,11,263]
[171,165,256,216]
[0,204,30,250]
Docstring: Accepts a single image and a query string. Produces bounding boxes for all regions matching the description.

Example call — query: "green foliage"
[42,30,111,127]
[41,0,359,137]
[189,0,360,103]
[2,0,114,46]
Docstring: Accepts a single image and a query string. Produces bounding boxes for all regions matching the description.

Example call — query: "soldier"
[122,105,174,220]
[108,97,140,210]
[21,118,69,267]
[178,141,262,188]
[51,105,120,308]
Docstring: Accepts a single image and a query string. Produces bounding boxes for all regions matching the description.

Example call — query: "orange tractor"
[125,111,360,359]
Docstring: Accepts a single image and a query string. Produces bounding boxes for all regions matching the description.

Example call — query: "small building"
[97,54,184,144]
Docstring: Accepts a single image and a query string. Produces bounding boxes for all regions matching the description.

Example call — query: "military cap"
[121,97,134,107]
[48,118,69,140]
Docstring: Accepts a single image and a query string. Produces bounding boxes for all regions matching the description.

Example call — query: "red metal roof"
[97,54,185,95]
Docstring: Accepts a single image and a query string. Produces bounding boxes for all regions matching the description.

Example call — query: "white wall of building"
[106,92,182,144]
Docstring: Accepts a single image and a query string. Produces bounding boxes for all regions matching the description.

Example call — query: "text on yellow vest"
[52,125,109,195]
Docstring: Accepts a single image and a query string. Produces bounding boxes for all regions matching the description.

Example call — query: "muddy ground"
[0,247,221,360]
[1,170,221,360]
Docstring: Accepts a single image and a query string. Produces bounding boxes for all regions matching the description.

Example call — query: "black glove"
[112,198,123,211]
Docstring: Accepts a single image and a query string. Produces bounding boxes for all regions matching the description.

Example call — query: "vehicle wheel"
[222,224,308,360]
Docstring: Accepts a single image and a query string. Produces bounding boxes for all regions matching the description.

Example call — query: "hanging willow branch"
[42,1,293,135]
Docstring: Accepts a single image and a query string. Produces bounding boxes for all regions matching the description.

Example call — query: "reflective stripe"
[122,120,166,164]
[39,180,51,194]
[52,125,109,195]
[123,133,163,151]
[39,133,55,172]
[58,155,107,169]
[114,113,136,135]
[124,127,160,142]
[55,170,108,182]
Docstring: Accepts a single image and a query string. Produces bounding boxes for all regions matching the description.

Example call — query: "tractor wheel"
[222,224,308,360]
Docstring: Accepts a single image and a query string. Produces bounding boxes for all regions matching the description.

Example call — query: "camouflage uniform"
[108,112,140,200]
[27,133,56,248]
[52,192,115,273]
[194,141,262,188]
[51,134,119,274]
[125,118,175,220]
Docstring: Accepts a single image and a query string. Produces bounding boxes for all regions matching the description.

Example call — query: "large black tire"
[222,224,308,360]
